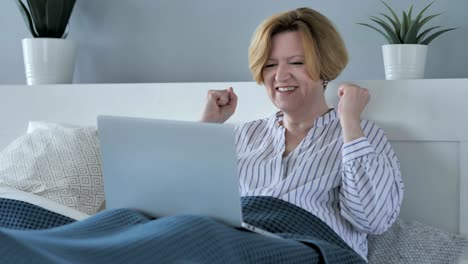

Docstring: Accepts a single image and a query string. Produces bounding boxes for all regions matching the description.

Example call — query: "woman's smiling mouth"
[276,86,298,92]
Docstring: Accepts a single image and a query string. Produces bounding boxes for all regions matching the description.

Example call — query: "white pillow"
[0,185,89,220]
[0,126,104,215]
[27,121,82,134]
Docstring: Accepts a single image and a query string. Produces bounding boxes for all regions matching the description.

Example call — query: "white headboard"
[0,79,467,238]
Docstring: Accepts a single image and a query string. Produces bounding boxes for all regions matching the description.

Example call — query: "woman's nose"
[275,64,291,82]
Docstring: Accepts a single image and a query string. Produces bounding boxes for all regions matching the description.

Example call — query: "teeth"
[277,86,297,92]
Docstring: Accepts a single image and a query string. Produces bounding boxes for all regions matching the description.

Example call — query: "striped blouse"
[234,109,404,260]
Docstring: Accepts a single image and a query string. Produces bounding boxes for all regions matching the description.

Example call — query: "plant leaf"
[27,0,48,37]
[415,2,435,22]
[15,0,38,37]
[22,0,77,38]
[380,1,401,30]
[45,0,76,38]
[400,11,409,41]
[365,1,458,45]
[357,23,393,44]
[412,2,437,34]
[407,5,414,22]
[420,28,457,45]
[418,13,441,30]
[379,13,400,37]
[62,24,69,39]
[404,20,419,43]
[416,26,440,43]
[369,17,401,44]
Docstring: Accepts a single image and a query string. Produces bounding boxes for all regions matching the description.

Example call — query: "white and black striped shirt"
[235,109,404,260]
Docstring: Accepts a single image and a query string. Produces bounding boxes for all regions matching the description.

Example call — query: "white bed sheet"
[0,185,89,221]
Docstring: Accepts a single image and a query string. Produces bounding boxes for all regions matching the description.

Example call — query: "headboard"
[0,79,467,239]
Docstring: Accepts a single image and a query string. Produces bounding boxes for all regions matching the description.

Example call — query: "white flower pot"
[22,38,77,85]
[382,44,428,80]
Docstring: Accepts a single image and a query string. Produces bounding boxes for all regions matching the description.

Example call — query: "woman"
[0,7,401,264]
[201,7,404,261]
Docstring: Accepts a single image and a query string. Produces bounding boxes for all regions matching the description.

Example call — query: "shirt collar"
[274,108,337,128]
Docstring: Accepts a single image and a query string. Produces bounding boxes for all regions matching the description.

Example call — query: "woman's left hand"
[337,83,370,124]
[337,84,370,142]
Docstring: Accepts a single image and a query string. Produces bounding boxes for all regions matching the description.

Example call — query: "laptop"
[97,115,281,239]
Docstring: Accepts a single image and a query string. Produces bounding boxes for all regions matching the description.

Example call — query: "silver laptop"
[97,115,281,239]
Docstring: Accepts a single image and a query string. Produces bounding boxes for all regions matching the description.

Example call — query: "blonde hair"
[248,7,348,84]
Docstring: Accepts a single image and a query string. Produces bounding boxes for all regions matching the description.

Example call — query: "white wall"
[1,0,467,84]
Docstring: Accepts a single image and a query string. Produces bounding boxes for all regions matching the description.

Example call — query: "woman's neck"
[281,103,330,135]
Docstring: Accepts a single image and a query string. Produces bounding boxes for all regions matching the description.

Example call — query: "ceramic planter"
[22,38,77,85]
[382,44,428,80]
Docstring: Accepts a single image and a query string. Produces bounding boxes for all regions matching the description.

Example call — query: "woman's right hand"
[200,87,238,123]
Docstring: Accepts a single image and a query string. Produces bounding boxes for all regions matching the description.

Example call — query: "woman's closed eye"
[264,61,303,69]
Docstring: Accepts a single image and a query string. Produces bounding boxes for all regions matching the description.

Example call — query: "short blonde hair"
[248,7,348,84]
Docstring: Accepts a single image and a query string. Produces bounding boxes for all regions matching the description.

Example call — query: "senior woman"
[0,6,403,264]
[201,7,404,262]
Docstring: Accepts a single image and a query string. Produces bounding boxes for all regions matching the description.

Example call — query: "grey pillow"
[368,219,468,264]
[0,127,104,215]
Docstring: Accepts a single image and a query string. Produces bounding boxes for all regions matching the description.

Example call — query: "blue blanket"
[0,198,74,229]
[0,196,365,264]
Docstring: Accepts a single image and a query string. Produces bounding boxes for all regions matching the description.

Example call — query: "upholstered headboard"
[0,79,467,239]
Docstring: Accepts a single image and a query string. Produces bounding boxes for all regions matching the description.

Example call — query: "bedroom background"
[0,0,467,85]
[1,1,468,262]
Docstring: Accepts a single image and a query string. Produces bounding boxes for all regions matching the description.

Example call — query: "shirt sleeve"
[339,121,404,234]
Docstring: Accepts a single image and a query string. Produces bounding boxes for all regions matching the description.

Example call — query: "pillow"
[0,185,89,221]
[0,126,104,215]
[368,219,468,264]
[27,121,81,134]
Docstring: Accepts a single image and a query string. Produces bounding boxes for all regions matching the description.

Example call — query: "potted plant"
[16,0,77,85]
[358,1,457,80]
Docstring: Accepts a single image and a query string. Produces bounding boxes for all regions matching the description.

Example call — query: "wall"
[1,0,467,84]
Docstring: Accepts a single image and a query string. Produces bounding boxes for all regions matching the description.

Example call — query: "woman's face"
[262,31,324,115]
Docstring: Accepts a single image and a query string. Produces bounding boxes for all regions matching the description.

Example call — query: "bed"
[0,79,467,263]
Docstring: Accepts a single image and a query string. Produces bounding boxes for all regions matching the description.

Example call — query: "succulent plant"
[358,1,457,45]
[15,0,76,38]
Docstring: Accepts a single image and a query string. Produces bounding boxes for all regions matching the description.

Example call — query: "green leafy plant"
[15,0,76,38]
[358,1,457,45]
